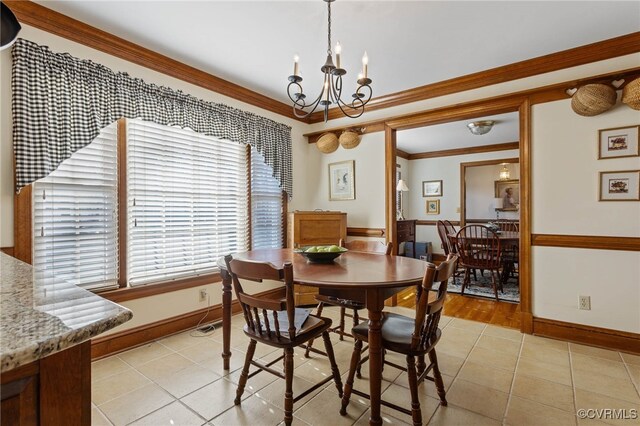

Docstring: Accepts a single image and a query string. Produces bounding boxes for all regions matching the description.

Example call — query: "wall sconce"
[499,164,510,180]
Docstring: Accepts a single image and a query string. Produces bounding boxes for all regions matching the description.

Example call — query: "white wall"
[466,163,520,221]
[405,150,519,253]
[532,98,640,333]
[304,132,386,229]
[0,25,308,332]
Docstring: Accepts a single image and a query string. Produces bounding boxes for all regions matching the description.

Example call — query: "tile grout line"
[621,357,640,399]
[501,330,526,425]
[568,345,579,426]
[425,320,487,423]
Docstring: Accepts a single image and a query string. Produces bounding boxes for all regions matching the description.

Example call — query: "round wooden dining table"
[217,248,428,426]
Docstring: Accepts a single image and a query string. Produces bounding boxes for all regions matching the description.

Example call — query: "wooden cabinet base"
[1,341,91,426]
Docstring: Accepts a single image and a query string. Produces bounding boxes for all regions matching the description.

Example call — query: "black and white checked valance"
[12,38,293,197]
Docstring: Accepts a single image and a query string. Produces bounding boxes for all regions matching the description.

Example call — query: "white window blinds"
[33,123,119,291]
[251,148,284,249]
[127,120,249,286]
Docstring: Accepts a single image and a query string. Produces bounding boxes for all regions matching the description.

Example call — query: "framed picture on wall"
[329,160,355,201]
[426,199,440,215]
[422,180,443,197]
[495,179,520,210]
[599,170,640,201]
[598,125,639,159]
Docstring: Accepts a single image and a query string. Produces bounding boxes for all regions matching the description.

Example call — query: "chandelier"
[287,0,373,122]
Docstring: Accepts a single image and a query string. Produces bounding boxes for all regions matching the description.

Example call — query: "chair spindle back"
[495,220,519,232]
[225,255,297,340]
[411,254,458,351]
[454,225,501,270]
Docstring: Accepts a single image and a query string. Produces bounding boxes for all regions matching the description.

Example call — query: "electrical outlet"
[456,207,461,213]
[199,289,208,302]
[579,295,591,310]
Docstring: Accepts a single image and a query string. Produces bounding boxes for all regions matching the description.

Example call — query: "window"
[126,120,249,286]
[33,123,119,291]
[33,119,284,293]
[251,148,284,249]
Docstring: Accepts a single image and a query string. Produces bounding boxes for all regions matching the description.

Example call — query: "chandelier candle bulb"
[362,51,368,78]
[293,55,299,77]
[335,42,341,69]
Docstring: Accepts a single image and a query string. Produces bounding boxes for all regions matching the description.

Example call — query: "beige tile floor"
[91,306,640,425]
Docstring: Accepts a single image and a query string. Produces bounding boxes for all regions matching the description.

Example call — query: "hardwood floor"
[395,287,522,329]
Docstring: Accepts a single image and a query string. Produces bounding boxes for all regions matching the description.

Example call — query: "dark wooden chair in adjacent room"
[304,239,392,358]
[339,254,458,426]
[437,220,474,282]
[453,225,503,301]
[224,255,343,426]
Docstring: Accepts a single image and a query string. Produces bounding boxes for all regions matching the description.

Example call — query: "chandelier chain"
[327,0,332,55]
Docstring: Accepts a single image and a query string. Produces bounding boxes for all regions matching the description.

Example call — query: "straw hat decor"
[339,131,361,149]
[622,77,640,110]
[316,132,339,153]
[315,129,363,153]
[570,83,617,116]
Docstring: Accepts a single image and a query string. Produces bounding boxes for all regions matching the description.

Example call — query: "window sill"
[96,273,221,303]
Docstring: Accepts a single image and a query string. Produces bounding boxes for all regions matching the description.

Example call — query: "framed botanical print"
[426,199,440,214]
[599,170,640,201]
[422,180,443,197]
[598,125,639,159]
[329,160,355,200]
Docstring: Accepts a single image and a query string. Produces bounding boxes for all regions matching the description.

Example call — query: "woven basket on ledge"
[622,78,640,111]
[316,132,339,153]
[571,84,617,116]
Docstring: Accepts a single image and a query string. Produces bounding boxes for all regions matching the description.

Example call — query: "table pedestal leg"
[221,269,232,370]
[367,293,384,426]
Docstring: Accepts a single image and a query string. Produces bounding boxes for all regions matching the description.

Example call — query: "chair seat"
[352,312,441,355]
[244,314,331,348]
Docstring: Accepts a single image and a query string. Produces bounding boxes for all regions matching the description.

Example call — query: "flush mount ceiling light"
[467,120,495,136]
[287,0,373,122]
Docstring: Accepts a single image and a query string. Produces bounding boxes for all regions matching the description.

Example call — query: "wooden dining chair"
[304,239,393,358]
[453,225,503,300]
[340,254,458,426]
[437,220,475,283]
[224,255,343,426]
[494,221,519,282]
[494,220,519,232]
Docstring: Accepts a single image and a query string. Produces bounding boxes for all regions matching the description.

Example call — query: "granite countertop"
[0,253,132,373]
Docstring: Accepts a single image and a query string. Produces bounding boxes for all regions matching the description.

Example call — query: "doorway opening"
[385,103,529,331]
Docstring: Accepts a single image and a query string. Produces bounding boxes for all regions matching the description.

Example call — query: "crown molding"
[407,141,519,160]
[308,32,640,123]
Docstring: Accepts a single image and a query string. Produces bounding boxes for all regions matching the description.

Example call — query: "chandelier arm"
[352,84,373,106]
[330,73,344,105]
[291,91,325,119]
[286,81,306,106]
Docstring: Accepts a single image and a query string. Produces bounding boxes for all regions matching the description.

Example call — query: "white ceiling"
[397,112,519,153]
[32,1,640,107]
